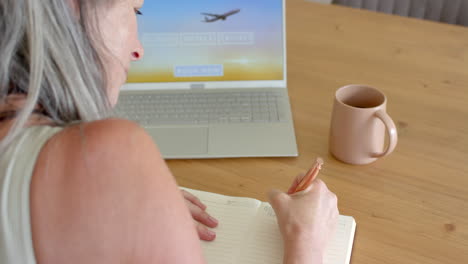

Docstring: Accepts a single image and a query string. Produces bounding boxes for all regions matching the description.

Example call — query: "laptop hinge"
[190,83,205,90]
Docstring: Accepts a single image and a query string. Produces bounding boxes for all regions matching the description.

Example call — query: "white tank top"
[0,126,62,264]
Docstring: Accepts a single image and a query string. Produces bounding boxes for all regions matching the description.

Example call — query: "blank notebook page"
[199,194,260,264]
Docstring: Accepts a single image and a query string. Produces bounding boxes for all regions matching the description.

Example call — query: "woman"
[0,0,338,263]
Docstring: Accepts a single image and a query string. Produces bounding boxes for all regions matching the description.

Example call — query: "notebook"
[116,0,298,159]
[182,187,357,264]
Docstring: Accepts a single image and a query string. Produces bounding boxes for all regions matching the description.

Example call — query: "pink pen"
[291,158,324,193]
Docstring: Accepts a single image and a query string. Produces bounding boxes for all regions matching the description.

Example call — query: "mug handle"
[373,109,398,158]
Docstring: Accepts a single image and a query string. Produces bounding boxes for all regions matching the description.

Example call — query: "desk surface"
[167,1,468,263]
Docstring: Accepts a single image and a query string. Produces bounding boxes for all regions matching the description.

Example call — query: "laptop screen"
[126,0,285,87]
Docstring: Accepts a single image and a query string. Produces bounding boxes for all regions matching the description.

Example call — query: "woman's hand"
[181,190,219,241]
[268,179,339,264]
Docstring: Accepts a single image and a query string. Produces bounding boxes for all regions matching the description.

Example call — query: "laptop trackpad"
[150,127,209,156]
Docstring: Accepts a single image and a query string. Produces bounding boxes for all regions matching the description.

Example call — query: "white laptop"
[116,0,298,159]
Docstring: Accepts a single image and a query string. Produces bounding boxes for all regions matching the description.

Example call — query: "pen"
[290,157,324,194]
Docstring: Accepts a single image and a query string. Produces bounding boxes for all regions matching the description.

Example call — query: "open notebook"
[182,188,356,264]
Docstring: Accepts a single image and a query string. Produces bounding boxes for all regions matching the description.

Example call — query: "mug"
[329,84,398,165]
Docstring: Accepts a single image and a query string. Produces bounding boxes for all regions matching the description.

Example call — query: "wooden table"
[168,1,468,263]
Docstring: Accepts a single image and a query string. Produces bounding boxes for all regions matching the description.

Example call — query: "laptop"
[116,0,298,159]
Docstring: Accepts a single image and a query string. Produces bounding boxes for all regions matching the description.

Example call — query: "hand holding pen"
[268,157,338,264]
[287,157,324,194]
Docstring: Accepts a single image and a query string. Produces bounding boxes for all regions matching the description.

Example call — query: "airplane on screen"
[201,9,240,22]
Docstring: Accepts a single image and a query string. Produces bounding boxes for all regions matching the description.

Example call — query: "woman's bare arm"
[30,119,205,264]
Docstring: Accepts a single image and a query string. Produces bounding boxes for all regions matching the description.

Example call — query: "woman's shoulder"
[50,118,160,158]
[55,118,150,145]
[37,118,165,185]
[31,118,205,263]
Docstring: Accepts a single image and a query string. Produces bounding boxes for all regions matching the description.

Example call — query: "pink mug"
[329,85,398,165]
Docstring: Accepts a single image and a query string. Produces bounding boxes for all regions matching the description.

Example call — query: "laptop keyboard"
[116,90,290,125]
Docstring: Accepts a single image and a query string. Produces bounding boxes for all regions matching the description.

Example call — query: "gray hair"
[0,0,118,150]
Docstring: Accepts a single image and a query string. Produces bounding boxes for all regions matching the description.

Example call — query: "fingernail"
[207,229,216,237]
[200,203,207,210]
[209,215,218,224]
